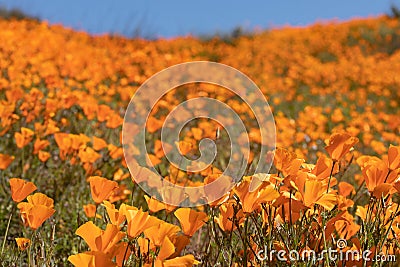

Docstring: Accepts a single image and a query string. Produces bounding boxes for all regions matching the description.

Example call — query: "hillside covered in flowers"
[1,15,400,266]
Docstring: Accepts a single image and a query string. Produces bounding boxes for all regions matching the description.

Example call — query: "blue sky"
[0,0,399,38]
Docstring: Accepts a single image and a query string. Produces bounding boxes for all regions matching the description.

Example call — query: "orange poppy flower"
[107,184,130,203]
[191,127,203,140]
[79,147,101,163]
[106,113,123,129]
[233,178,279,213]
[38,150,51,162]
[249,173,280,192]
[215,201,244,232]
[113,242,132,267]
[125,209,160,238]
[102,201,127,227]
[273,194,305,223]
[92,136,108,151]
[144,195,167,213]
[325,132,358,162]
[204,173,232,206]
[325,211,353,239]
[337,195,354,211]
[0,153,14,170]
[157,237,175,261]
[83,204,100,219]
[146,195,177,214]
[356,155,381,169]
[68,251,116,267]
[33,139,50,154]
[152,236,200,266]
[387,145,400,171]
[174,208,208,237]
[144,222,180,247]
[138,236,155,255]
[53,133,71,159]
[274,153,304,176]
[146,116,163,133]
[311,155,339,180]
[73,134,90,150]
[297,179,337,210]
[371,140,386,154]
[75,222,125,253]
[17,193,55,230]
[15,127,34,148]
[394,181,400,195]
[24,205,56,230]
[15,237,30,251]
[146,153,162,166]
[362,160,397,197]
[338,182,355,197]
[274,147,297,172]
[132,166,163,189]
[113,168,129,181]
[154,140,173,158]
[107,144,123,159]
[169,235,190,258]
[27,192,54,207]
[371,184,394,198]
[176,140,193,155]
[88,176,118,204]
[333,211,360,239]
[159,185,187,207]
[9,178,37,202]
[43,119,60,136]
[161,254,200,267]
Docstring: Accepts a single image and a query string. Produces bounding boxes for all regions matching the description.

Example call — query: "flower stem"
[94,204,98,224]
[326,161,336,193]
[0,210,13,256]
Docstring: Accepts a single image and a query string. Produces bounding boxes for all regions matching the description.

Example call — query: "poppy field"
[1,15,400,266]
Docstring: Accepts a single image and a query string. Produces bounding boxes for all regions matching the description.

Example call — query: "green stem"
[21,148,25,177]
[378,204,399,267]
[321,222,330,267]
[28,230,36,267]
[242,217,248,265]
[94,204,98,224]
[326,161,336,193]
[1,209,13,256]
[121,240,131,267]
[27,249,31,267]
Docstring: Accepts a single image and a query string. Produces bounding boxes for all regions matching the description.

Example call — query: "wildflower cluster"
[0,15,400,266]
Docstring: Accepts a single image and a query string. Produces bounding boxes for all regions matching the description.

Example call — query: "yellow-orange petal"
[9,178,37,202]
[174,208,208,237]
[15,238,30,251]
